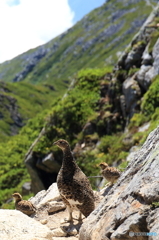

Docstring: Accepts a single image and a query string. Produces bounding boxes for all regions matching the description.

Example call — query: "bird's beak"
[53,141,57,145]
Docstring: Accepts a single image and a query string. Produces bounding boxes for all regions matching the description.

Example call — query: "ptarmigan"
[12,192,36,216]
[99,162,120,186]
[53,139,95,222]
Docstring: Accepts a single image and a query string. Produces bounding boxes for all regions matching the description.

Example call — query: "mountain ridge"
[0,0,157,86]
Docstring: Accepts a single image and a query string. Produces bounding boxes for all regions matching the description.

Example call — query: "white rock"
[30,183,61,208]
[40,219,48,225]
[51,227,67,237]
[47,201,66,213]
[0,210,53,240]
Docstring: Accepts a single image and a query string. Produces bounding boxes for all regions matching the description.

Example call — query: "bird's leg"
[62,206,73,223]
[78,211,83,222]
[67,207,73,222]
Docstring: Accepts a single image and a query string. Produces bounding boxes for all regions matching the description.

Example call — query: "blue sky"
[0,0,105,63]
[69,0,106,23]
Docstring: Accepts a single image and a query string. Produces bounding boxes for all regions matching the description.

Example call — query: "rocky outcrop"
[79,126,159,240]
[0,210,53,240]
[0,92,24,135]
[2,125,159,240]
[25,151,60,194]
[12,46,49,82]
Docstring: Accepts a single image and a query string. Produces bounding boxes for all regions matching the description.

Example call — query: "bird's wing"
[103,167,120,177]
[17,200,35,211]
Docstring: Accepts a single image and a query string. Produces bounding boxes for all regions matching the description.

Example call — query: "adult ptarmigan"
[12,192,36,216]
[53,139,95,222]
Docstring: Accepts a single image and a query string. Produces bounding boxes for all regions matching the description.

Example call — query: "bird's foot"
[105,182,113,187]
[60,218,73,224]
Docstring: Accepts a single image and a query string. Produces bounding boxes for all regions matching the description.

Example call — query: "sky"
[0,0,105,63]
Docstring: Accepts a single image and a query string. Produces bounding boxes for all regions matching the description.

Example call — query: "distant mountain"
[0,0,157,89]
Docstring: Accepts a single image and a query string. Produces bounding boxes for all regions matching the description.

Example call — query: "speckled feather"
[12,193,36,216]
[54,139,95,218]
[99,162,120,184]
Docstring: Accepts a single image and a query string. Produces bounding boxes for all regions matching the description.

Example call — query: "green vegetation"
[0,0,159,208]
[151,202,159,208]
[0,81,60,141]
[128,76,159,144]
[141,76,159,116]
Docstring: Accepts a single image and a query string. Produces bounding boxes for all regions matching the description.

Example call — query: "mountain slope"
[0,0,157,87]
[1,1,159,207]
[0,81,56,141]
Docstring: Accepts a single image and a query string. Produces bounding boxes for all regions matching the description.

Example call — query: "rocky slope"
[1,125,159,239]
[0,0,157,86]
[79,125,159,240]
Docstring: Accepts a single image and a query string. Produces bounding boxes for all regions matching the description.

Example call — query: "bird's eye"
[59,141,62,144]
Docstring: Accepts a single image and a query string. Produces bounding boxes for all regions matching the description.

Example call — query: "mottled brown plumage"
[12,193,36,216]
[53,139,95,222]
[99,162,120,185]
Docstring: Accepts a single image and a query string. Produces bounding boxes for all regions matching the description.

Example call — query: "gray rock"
[42,153,60,173]
[30,183,61,208]
[136,65,152,90]
[122,77,141,118]
[142,47,153,65]
[25,152,45,194]
[79,126,159,240]
[25,151,59,194]
[22,182,31,195]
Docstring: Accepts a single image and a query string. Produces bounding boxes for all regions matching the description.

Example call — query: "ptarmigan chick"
[12,192,36,216]
[53,139,95,223]
[99,162,120,186]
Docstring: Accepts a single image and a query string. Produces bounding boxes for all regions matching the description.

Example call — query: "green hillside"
[0,0,157,86]
[1,0,159,207]
[0,81,58,141]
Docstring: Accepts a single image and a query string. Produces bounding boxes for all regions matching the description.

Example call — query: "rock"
[12,46,48,82]
[142,39,159,88]
[136,65,152,90]
[147,209,159,239]
[30,183,61,208]
[25,152,45,194]
[138,122,150,132]
[126,145,140,162]
[79,126,159,240]
[51,228,67,237]
[0,210,53,240]
[124,42,146,69]
[61,225,78,236]
[25,152,58,194]
[141,46,153,65]
[42,153,60,173]
[40,219,48,225]
[22,182,32,195]
[47,201,65,214]
[122,77,141,118]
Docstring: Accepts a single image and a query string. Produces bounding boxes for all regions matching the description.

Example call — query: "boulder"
[79,126,159,240]
[122,77,141,118]
[136,65,152,90]
[30,182,61,208]
[0,210,53,240]
[25,152,59,194]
